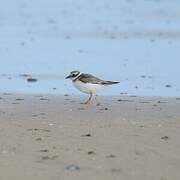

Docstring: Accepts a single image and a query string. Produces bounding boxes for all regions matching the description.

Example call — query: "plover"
[66,70,119,104]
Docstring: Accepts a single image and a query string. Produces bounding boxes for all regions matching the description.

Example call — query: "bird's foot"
[80,100,91,105]
[80,93,93,105]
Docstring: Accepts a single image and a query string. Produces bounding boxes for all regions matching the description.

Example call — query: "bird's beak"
[65,74,72,79]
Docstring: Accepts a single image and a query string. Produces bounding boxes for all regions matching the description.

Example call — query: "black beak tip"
[65,75,71,79]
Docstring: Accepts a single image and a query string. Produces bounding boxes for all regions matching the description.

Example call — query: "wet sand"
[0,93,180,180]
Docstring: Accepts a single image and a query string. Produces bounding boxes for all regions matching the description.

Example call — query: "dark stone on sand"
[100,107,109,111]
[27,78,38,82]
[165,84,172,88]
[66,164,80,171]
[12,102,19,104]
[88,151,95,155]
[117,99,134,102]
[40,149,49,152]
[77,107,85,110]
[41,155,58,160]
[27,128,50,132]
[120,92,128,95]
[33,128,39,131]
[81,133,91,137]
[32,114,38,117]
[39,98,49,101]
[157,101,167,104]
[139,125,144,128]
[15,98,24,101]
[35,138,42,141]
[161,136,169,140]
[41,129,51,132]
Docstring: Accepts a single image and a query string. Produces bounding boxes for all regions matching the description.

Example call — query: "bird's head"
[66,70,81,80]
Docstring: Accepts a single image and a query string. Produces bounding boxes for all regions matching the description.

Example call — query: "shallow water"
[0,0,180,96]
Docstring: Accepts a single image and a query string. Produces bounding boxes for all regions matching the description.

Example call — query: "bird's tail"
[103,81,120,85]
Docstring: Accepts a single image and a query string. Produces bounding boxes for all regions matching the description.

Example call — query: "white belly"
[73,80,104,94]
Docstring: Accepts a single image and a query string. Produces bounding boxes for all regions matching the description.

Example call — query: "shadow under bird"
[66,70,119,104]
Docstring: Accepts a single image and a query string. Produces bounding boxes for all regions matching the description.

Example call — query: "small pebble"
[66,164,80,171]
[88,151,95,155]
[157,101,167,104]
[165,84,172,88]
[81,133,91,137]
[15,98,24,101]
[100,107,108,111]
[120,92,128,95]
[39,149,49,152]
[27,78,38,82]
[161,136,169,140]
[20,74,30,77]
[39,98,49,101]
[140,75,146,78]
[12,102,19,104]
[78,107,85,110]
[32,115,38,117]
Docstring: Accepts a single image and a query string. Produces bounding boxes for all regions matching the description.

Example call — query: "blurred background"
[0,0,179,96]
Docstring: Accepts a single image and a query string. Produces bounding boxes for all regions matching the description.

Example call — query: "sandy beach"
[0,0,179,179]
[0,93,179,180]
